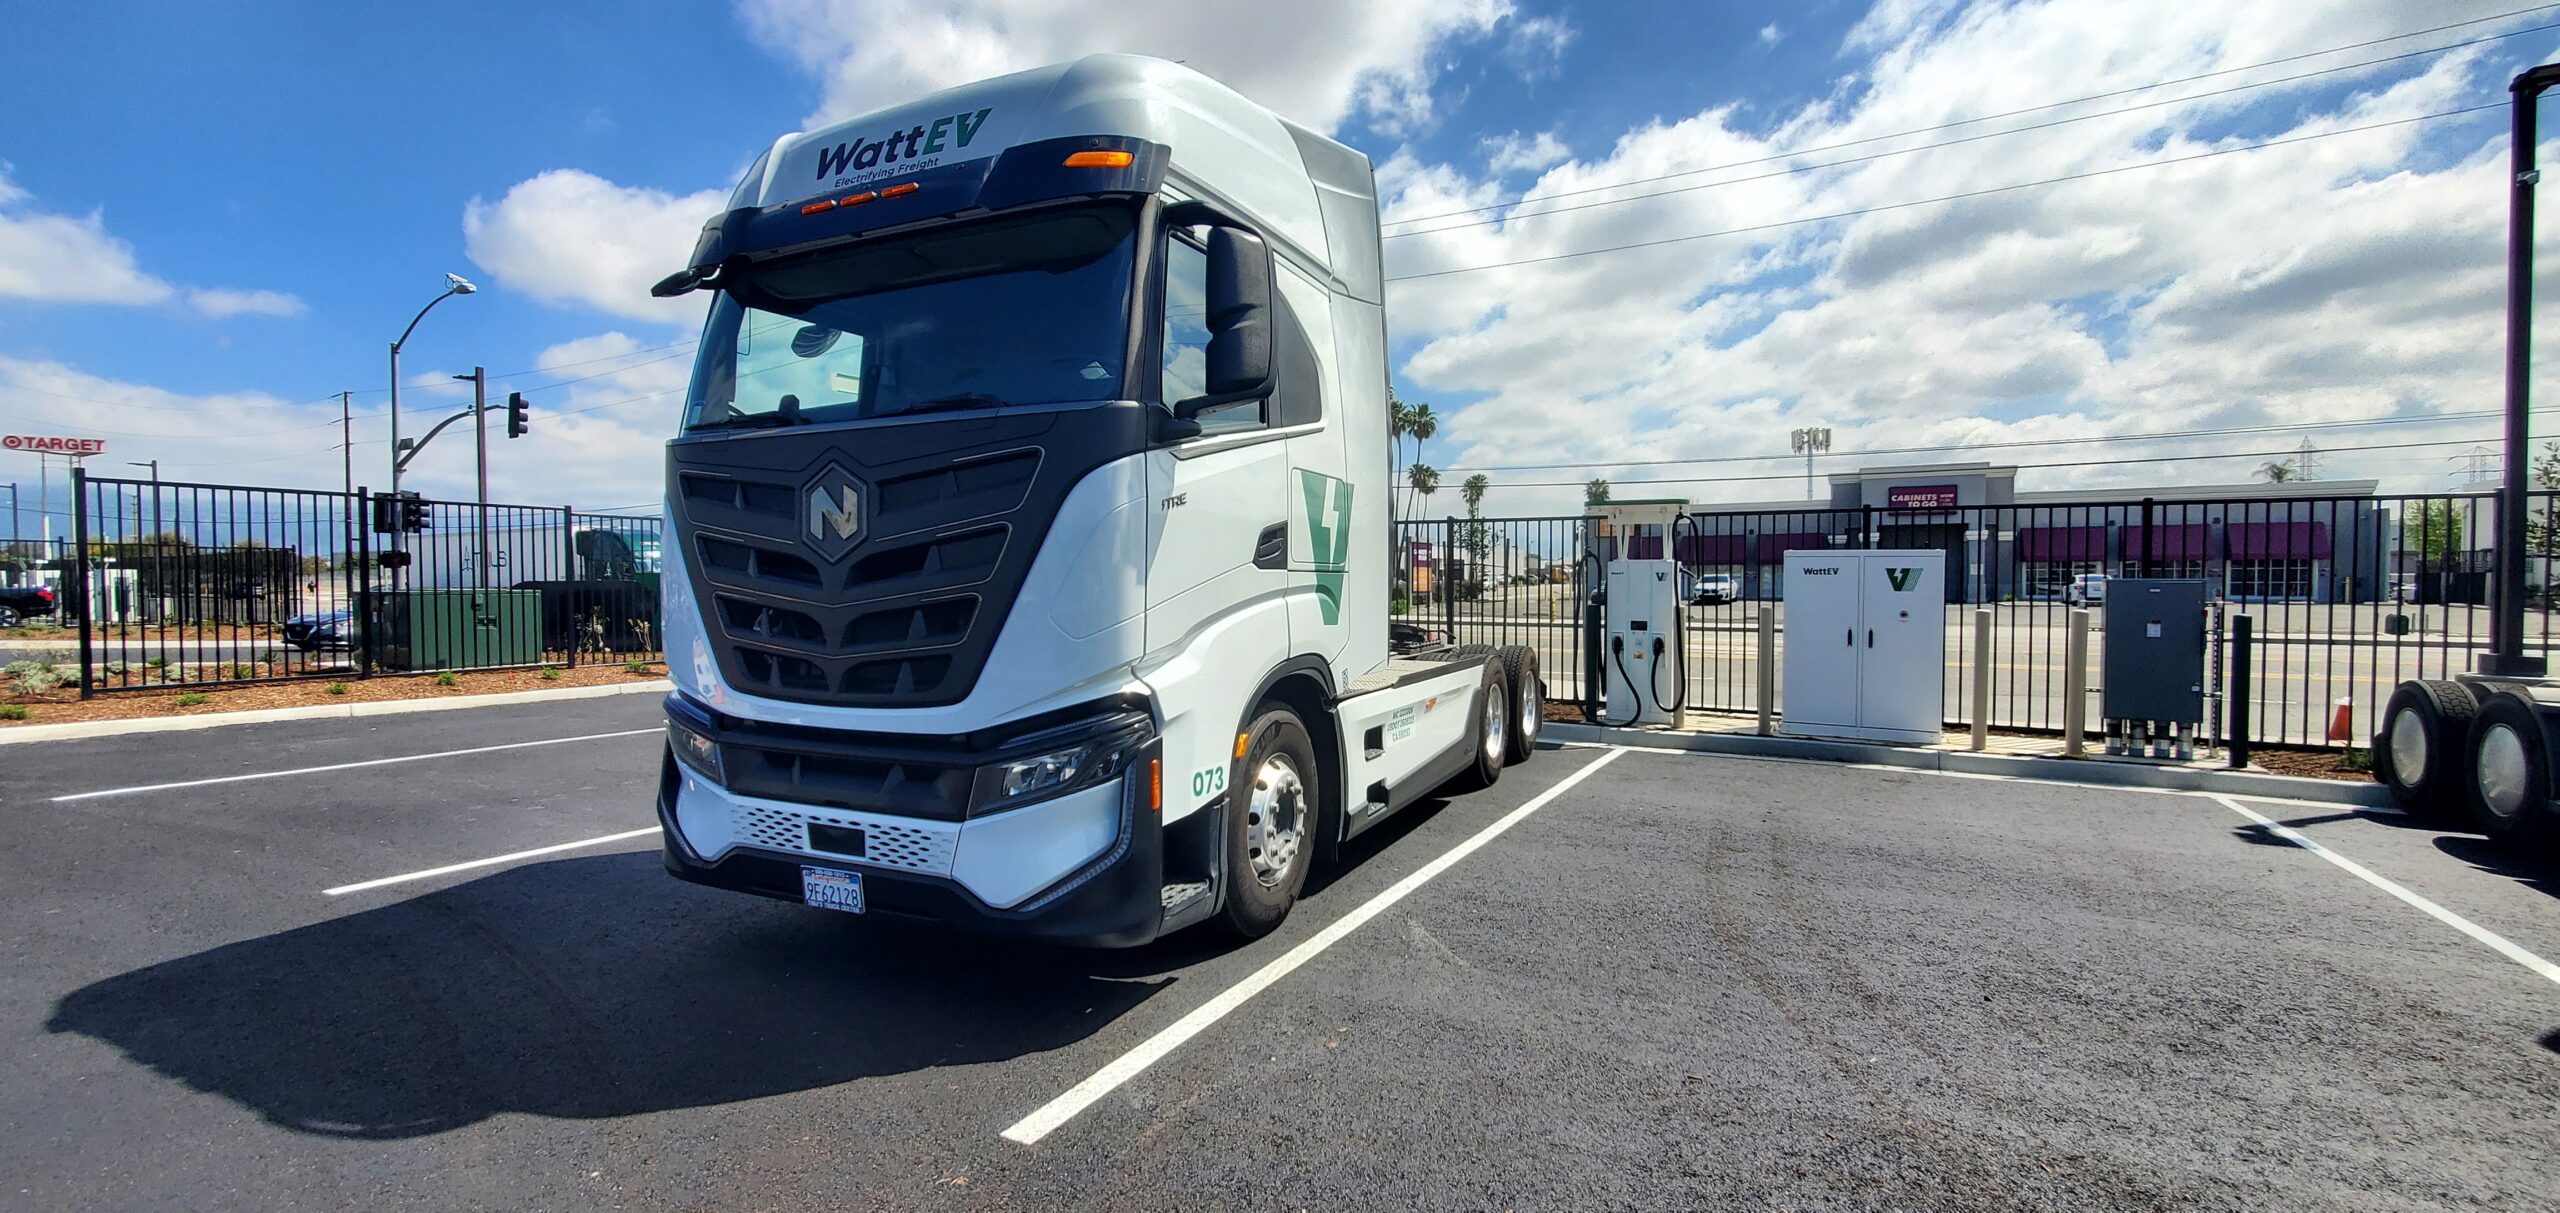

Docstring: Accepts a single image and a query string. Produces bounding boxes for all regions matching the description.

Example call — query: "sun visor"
[681,136,1169,277]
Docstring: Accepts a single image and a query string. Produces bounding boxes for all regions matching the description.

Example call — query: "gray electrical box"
[2102,579,2207,723]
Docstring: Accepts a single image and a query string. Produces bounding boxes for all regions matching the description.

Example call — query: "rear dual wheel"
[2467,694,2557,844]
[2375,679,2475,822]
[1496,644,1541,765]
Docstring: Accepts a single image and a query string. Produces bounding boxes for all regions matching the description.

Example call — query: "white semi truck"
[646,55,1545,945]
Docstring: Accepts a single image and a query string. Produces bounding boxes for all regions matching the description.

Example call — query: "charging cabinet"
[1781,550,1945,744]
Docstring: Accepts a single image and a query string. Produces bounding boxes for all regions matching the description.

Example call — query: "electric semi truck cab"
[647,55,1546,946]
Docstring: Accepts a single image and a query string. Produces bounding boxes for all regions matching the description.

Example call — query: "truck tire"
[0,605,18,629]
[2374,679,2476,821]
[2465,694,2556,844]
[1218,707,1323,939]
[1443,655,1509,793]
[1496,643,1541,765]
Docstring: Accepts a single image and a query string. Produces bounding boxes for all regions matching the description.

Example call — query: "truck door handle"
[1867,628,1874,647]
[1846,628,1853,646]
[1252,521,1288,570]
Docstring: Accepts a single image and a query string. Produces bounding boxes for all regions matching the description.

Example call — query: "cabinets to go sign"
[1781,550,1945,745]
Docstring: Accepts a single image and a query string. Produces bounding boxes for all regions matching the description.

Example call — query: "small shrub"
[0,704,28,721]
[2340,747,2375,773]
[540,667,562,681]
[325,682,350,696]
[231,663,256,679]
[146,656,168,670]
[174,692,210,707]
[623,660,650,676]
[434,670,460,688]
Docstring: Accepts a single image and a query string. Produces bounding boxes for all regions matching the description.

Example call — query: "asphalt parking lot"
[4,697,2558,1210]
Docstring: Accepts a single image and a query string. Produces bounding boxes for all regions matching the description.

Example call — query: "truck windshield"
[684,205,1137,430]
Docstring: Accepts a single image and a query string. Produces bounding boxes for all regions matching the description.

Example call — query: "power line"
[1449,408,2555,473]
[1383,19,2558,241]
[1492,436,2504,488]
[1383,104,2499,283]
[1382,3,2556,229]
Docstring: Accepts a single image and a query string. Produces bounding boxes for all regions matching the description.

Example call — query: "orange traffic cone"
[2327,696,2353,743]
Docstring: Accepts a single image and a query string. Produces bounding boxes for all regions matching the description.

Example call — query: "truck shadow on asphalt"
[2432,833,2560,903]
[43,849,1203,1141]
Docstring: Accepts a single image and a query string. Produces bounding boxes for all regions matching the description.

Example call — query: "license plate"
[800,866,865,914]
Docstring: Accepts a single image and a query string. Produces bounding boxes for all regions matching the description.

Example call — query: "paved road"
[3,699,2557,1208]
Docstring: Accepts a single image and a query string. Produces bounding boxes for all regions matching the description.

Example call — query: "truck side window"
[1163,230,1263,434]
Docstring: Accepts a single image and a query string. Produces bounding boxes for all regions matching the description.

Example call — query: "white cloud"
[0,167,173,306]
[1482,130,1571,176]
[186,287,305,319]
[462,170,725,326]
[736,0,1531,134]
[1758,23,1782,47]
[1377,0,2549,514]
[478,331,697,508]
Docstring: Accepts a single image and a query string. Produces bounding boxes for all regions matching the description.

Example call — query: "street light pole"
[386,273,476,576]
[126,460,159,547]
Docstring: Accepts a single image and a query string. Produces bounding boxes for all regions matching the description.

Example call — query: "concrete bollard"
[1756,604,1776,737]
[2063,608,2090,758]
[1970,608,1991,752]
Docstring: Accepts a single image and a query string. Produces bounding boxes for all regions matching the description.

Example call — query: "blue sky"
[0,0,2552,520]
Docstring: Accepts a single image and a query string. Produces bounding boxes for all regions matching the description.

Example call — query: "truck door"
[1144,227,1290,656]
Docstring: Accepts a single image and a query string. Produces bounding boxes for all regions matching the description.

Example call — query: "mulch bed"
[2246,746,2379,783]
[1,661,665,728]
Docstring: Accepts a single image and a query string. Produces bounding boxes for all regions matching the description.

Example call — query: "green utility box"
[370,589,544,672]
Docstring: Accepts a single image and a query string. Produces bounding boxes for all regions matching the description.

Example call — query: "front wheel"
[0,605,19,629]
[1217,707,1323,940]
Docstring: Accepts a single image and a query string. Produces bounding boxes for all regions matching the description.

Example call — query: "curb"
[0,679,673,746]
[1544,722,2394,808]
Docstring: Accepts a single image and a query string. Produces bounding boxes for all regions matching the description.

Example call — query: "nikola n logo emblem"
[1886,567,1919,591]
[802,464,866,561]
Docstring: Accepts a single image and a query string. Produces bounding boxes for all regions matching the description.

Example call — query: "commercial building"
[1676,462,2394,604]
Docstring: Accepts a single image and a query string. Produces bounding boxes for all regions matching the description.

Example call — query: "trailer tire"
[1217,707,1322,940]
[1496,644,1541,765]
[2465,694,2556,844]
[1444,655,1509,793]
[2374,679,2476,820]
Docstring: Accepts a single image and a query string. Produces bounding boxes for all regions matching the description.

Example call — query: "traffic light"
[370,493,401,535]
[506,391,530,439]
[398,492,430,532]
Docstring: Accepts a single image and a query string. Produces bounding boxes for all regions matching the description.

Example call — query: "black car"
[0,584,55,628]
[283,608,354,651]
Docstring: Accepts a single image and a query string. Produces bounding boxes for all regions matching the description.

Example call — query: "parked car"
[283,608,355,652]
[0,584,56,628]
[1688,572,1738,605]
[2064,573,2108,607]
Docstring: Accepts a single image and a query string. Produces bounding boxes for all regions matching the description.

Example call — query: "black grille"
[667,406,1147,708]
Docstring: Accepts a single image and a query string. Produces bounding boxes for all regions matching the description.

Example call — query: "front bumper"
[654,737,1170,948]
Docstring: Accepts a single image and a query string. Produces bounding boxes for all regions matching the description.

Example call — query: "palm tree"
[1461,472,1493,584]
[1403,402,1438,519]
[2256,459,2299,483]
[1408,463,1441,518]
[1388,387,1413,518]
[1461,473,1490,515]
[1584,477,1611,506]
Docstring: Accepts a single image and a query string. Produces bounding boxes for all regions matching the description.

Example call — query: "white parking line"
[322,827,662,896]
[51,728,661,803]
[1000,746,1627,1146]
[2210,795,2560,990]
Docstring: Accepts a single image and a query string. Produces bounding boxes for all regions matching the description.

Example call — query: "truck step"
[1159,881,1210,912]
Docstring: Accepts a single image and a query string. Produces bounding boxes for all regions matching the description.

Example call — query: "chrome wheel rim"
[2386,707,2428,787]
[1519,675,1541,743]
[1243,753,1309,888]
[2478,722,2530,818]
[1483,683,1507,762]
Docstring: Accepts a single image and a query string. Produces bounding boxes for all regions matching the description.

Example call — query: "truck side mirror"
[1174,225,1274,419]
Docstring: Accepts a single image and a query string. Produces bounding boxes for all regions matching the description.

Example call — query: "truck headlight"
[970,715,1152,817]
[667,715,724,785]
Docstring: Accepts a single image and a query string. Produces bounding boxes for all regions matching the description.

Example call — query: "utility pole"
[461,366,491,588]
[126,460,160,546]
[340,391,353,500]
[1789,426,1832,502]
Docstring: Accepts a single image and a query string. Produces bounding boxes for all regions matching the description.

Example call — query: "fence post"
[71,467,92,699]
[1442,518,1458,642]
[355,487,374,681]
[1757,604,1776,736]
[1970,607,1991,751]
[2064,608,2090,757]
[2228,614,2254,770]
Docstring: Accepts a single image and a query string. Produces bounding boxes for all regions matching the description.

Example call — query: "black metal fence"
[1410,490,2560,749]
[46,472,663,695]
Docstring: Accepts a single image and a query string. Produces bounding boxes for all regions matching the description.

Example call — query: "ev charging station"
[1594,499,1688,727]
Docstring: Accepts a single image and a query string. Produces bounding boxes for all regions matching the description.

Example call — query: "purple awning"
[2227,521,2331,560]
[2018,525,2106,561]
[2122,523,2210,560]
[1758,532,1831,562]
